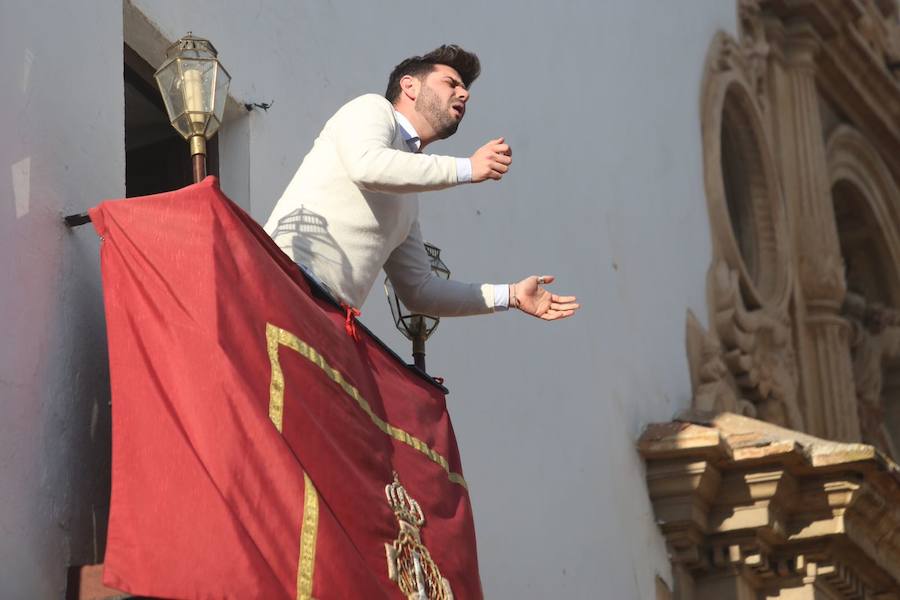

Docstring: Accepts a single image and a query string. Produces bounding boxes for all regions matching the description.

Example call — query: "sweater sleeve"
[383,220,494,317]
[332,95,461,194]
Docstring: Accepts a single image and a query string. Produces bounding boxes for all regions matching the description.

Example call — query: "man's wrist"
[455,158,472,184]
[509,283,519,310]
[492,283,510,311]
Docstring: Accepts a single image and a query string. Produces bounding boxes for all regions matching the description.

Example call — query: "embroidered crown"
[385,472,425,527]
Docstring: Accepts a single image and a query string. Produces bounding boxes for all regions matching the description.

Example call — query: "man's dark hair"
[385,44,481,104]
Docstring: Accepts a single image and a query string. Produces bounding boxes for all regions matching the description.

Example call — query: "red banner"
[92,177,481,599]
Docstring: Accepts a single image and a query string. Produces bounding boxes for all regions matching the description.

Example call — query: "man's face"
[414,64,469,140]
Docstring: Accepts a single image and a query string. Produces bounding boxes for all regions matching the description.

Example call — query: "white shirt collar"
[393,110,422,152]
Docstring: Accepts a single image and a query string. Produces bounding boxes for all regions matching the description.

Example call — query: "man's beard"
[415,85,460,140]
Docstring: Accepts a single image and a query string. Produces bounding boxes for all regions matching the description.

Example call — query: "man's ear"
[399,75,419,101]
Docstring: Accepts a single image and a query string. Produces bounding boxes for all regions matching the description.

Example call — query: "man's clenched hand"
[470,137,512,182]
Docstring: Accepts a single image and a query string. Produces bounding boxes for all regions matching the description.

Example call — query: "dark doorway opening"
[124,44,218,197]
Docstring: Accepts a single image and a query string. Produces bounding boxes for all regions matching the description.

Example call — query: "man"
[265,45,578,321]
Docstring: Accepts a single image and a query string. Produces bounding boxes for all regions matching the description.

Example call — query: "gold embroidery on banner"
[297,472,319,600]
[384,472,454,600]
[268,327,286,431]
[265,323,467,489]
[266,333,319,600]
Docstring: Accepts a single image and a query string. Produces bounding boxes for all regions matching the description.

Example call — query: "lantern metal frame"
[385,242,450,372]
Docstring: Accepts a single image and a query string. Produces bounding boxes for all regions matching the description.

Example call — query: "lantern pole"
[412,326,427,372]
[191,138,207,183]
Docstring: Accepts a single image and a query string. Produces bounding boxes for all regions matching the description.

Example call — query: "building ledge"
[639,411,900,599]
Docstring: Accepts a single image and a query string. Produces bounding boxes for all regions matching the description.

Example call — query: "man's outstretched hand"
[470,137,512,182]
[511,275,580,321]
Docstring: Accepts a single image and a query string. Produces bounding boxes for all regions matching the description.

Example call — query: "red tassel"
[341,303,361,341]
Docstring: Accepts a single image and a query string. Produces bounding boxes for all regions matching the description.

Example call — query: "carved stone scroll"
[686,262,804,431]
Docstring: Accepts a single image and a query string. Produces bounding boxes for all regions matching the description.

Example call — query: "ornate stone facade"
[650,1,900,597]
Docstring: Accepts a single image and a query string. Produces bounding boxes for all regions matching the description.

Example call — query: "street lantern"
[154,32,231,183]
[385,242,450,372]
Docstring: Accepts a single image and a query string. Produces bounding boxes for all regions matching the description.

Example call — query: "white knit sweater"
[264,94,495,315]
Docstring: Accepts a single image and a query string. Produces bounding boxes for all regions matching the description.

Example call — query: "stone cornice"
[639,412,900,596]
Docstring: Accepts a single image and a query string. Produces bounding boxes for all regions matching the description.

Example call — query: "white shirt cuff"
[456,158,472,183]
[493,283,509,311]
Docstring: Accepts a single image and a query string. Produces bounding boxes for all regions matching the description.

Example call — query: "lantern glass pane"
[206,114,222,138]
[422,315,439,336]
[179,58,215,115]
[400,314,439,338]
[213,66,231,123]
[173,59,207,137]
[385,279,404,328]
[424,242,451,280]
[171,113,195,139]
[384,278,394,305]
[432,263,450,280]
[200,60,216,112]
[190,113,212,136]
[154,59,184,125]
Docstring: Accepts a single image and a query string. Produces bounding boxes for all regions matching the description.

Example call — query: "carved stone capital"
[798,252,848,308]
[783,22,822,71]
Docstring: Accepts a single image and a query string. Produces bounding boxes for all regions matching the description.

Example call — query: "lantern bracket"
[65,212,91,227]
[244,100,274,112]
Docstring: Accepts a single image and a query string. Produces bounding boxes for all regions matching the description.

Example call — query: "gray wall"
[0,2,122,598]
[1,1,737,597]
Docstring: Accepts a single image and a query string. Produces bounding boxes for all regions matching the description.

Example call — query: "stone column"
[773,24,860,442]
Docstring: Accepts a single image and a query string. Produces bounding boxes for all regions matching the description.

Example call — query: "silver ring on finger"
[536,276,546,285]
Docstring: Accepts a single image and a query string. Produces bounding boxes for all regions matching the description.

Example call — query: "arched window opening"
[834,181,895,304]
[834,180,900,459]
[718,85,781,308]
